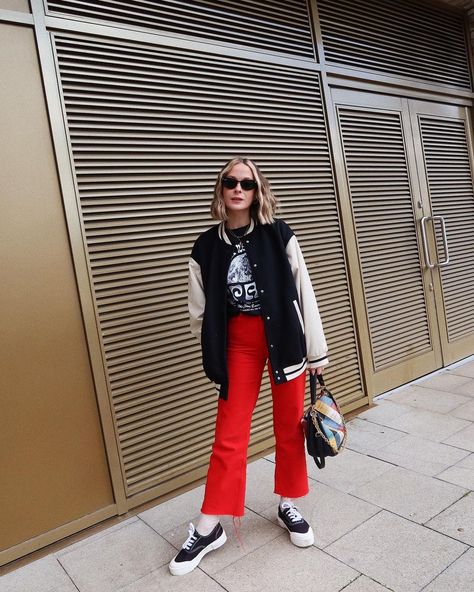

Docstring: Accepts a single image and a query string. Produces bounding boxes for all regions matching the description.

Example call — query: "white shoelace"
[182,522,198,550]
[282,504,302,523]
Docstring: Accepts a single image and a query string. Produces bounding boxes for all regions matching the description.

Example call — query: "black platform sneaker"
[277,502,314,547]
[169,521,227,576]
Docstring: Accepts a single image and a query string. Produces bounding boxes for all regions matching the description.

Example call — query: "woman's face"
[222,163,256,217]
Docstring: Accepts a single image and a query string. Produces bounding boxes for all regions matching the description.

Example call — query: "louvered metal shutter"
[318,0,471,89]
[52,33,362,498]
[419,117,474,340]
[337,107,431,370]
[46,0,315,59]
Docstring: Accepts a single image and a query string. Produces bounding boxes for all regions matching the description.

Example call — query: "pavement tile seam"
[131,517,181,558]
[57,558,81,592]
[209,534,362,589]
[438,439,474,455]
[432,456,474,478]
[355,417,410,437]
[336,573,362,591]
[56,543,176,591]
[136,515,175,547]
[54,517,140,558]
[55,555,86,591]
[112,564,231,592]
[431,473,471,493]
[319,508,385,551]
[344,481,468,528]
[339,574,396,592]
[361,409,473,440]
[209,530,289,577]
[107,564,162,592]
[195,567,232,592]
[422,507,473,546]
[417,546,473,592]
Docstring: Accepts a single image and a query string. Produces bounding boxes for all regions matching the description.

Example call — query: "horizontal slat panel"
[54,33,363,498]
[318,0,471,89]
[47,0,315,59]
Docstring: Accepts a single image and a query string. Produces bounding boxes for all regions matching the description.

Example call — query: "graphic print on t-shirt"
[227,243,261,314]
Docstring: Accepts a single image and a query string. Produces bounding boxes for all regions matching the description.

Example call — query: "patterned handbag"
[301,372,347,469]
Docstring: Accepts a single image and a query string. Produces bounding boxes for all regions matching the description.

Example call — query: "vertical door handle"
[420,215,450,269]
[420,216,434,269]
[432,215,450,267]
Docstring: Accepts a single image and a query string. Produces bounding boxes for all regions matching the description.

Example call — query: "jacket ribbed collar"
[218,218,256,245]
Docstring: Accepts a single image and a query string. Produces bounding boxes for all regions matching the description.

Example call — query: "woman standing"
[169,157,329,576]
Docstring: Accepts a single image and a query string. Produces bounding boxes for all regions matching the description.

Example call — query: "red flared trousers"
[201,313,309,517]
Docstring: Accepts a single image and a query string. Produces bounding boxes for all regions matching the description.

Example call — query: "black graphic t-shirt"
[226,225,261,316]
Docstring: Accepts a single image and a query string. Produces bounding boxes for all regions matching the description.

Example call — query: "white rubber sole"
[169,529,227,576]
[277,517,314,547]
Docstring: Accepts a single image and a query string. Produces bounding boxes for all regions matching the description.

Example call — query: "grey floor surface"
[2,359,474,592]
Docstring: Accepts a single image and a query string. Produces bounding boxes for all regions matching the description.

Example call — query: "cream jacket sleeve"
[285,235,329,368]
[188,257,205,343]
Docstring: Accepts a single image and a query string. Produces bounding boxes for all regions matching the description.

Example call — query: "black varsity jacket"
[188,218,329,400]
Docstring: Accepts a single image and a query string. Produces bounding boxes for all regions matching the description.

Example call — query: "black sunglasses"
[222,176,257,191]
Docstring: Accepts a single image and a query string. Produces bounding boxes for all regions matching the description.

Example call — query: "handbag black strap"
[309,372,325,405]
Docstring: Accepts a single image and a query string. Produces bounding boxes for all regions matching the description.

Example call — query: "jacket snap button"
[260,289,264,293]
[253,263,257,268]
[266,316,270,320]
[270,344,274,348]
[246,240,249,244]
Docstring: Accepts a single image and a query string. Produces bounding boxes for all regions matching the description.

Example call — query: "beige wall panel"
[0,23,114,551]
[0,0,30,12]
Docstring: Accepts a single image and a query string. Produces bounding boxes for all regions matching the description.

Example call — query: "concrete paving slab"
[455,378,474,398]
[55,517,139,557]
[422,548,474,592]
[447,360,474,379]
[244,457,280,513]
[350,466,467,524]
[342,574,392,592]
[260,480,380,549]
[116,563,227,592]
[163,508,282,576]
[325,510,467,592]
[307,448,394,493]
[0,556,77,592]
[388,386,470,414]
[138,484,205,535]
[213,534,359,592]
[426,492,474,546]
[344,418,407,455]
[450,399,474,421]
[436,453,474,490]
[357,399,413,426]
[415,371,472,393]
[442,422,474,452]
[370,434,470,476]
[371,407,470,443]
[57,519,176,592]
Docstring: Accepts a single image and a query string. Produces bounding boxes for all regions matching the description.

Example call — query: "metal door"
[409,100,474,367]
[331,89,444,395]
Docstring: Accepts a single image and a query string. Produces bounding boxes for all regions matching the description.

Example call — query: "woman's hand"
[308,366,323,375]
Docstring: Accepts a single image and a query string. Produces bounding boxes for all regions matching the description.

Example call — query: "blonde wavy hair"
[210,157,278,225]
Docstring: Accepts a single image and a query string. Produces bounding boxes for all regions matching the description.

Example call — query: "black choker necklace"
[226,223,249,246]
